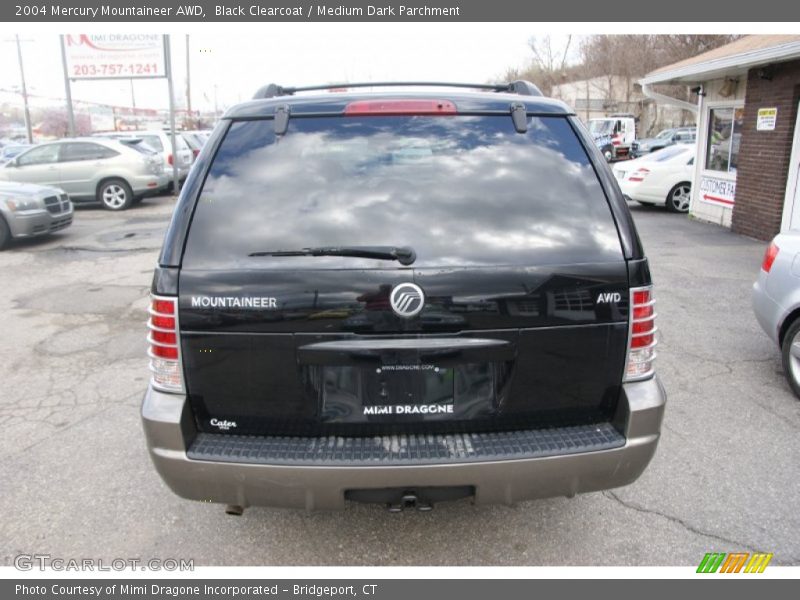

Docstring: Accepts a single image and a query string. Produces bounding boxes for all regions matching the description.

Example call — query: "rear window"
[649,146,693,162]
[183,115,622,269]
[140,135,164,152]
[122,140,158,155]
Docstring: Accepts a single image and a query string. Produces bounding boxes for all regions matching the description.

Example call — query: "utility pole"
[58,34,76,137]
[129,79,136,110]
[164,35,180,195]
[185,34,192,129]
[15,35,33,143]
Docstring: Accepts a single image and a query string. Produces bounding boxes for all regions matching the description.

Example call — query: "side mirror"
[5,157,18,167]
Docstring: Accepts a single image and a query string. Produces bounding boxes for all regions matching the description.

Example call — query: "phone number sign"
[64,34,166,80]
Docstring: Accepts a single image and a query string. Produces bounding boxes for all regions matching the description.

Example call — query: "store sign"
[64,34,166,79]
[699,176,736,207]
[757,107,777,131]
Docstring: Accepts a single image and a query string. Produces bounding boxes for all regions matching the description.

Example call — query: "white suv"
[97,131,194,186]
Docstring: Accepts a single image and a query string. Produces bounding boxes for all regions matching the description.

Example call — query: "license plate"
[320,363,494,423]
[615,170,625,179]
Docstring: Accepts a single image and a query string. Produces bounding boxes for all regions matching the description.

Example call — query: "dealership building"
[641,35,800,241]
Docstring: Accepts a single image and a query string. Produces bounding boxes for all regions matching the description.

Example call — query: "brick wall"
[731,59,800,241]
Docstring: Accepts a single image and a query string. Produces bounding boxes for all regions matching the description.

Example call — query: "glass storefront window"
[705,106,744,174]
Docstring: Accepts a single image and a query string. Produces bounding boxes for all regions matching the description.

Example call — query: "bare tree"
[658,35,742,64]
[497,34,743,128]
[499,35,578,96]
[37,108,91,138]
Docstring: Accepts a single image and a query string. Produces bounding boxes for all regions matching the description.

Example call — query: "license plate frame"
[320,362,495,423]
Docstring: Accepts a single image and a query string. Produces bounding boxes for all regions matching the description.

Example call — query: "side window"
[95,145,118,159]
[16,144,60,166]
[60,143,119,162]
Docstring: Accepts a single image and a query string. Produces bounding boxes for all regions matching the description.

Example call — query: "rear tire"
[0,215,10,250]
[781,319,800,400]
[666,182,691,213]
[97,179,133,211]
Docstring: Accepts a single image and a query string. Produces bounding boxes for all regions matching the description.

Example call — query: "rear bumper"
[130,173,170,196]
[618,181,663,205]
[141,378,666,510]
[752,274,783,345]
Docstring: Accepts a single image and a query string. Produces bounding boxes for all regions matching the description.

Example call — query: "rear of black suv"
[142,82,665,511]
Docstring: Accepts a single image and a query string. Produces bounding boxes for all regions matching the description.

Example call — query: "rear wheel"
[97,179,133,211]
[0,216,10,250]
[781,319,800,399]
[666,182,691,213]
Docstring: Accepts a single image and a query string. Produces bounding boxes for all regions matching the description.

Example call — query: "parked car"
[97,130,194,185]
[142,80,666,513]
[0,180,73,249]
[1,144,33,163]
[180,131,209,160]
[0,138,167,210]
[631,127,696,158]
[753,232,800,399]
[613,145,695,213]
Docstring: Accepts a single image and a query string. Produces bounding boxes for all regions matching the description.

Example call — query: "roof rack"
[252,80,542,100]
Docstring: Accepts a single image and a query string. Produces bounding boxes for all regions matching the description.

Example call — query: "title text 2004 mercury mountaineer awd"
[142,81,666,512]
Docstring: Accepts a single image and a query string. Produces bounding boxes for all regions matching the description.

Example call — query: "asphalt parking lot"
[1,196,799,566]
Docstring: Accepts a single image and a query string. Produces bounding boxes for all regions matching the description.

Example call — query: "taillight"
[344,99,457,116]
[147,294,183,392]
[625,286,657,381]
[167,154,174,165]
[628,168,650,182]
[761,241,779,273]
[192,149,200,158]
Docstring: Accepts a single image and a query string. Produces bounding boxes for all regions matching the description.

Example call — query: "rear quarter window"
[183,114,622,269]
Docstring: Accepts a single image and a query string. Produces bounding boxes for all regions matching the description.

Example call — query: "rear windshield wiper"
[249,245,417,266]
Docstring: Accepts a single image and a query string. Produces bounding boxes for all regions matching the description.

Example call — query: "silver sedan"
[753,230,800,398]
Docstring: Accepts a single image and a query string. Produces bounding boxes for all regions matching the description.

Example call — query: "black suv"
[142,81,666,512]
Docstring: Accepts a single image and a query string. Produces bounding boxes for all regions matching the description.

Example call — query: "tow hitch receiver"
[388,493,433,513]
[345,486,474,510]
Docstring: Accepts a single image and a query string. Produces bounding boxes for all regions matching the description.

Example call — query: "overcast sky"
[1,23,787,114]
[1,24,569,113]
